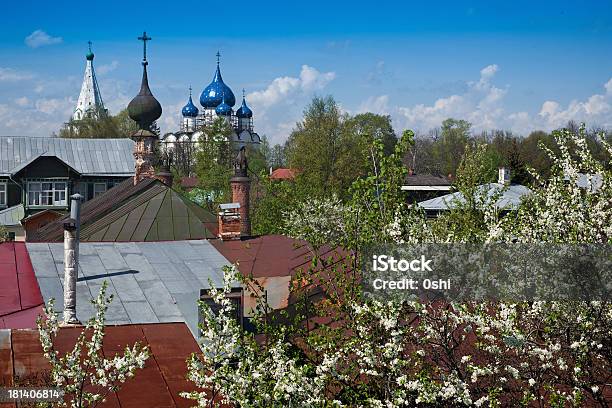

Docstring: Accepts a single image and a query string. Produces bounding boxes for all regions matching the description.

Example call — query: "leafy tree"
[58,109,140,139]
[432,118,472,177]
[285,96,348,195]
[269,143,287,168]
[286,96,399,198]
[192,117,234,208]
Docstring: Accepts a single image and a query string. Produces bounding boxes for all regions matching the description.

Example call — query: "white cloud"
[245,65,336,144]
[14,97,29,107]
[25,30,62,48]
[247,65,335,109]
[0,67,33,81]
[97,61,119,75]
[392,65,612,134]
[34,97,73,115]
[397,64,508,132]
[537,83,612,130]
[358,95,390,115]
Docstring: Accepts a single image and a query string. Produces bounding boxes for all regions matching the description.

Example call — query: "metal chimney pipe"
[62,194,83,325]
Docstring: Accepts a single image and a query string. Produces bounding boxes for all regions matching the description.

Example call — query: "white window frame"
[93,182,107,198]
[0,181,6,207]
[27,181,68,208]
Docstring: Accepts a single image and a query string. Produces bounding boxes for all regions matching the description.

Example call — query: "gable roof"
[29,178,217,242]
[0,136,134,177]
[0,204,25,227]
[27,240,236,337]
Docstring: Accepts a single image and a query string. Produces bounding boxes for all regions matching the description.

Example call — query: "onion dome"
[128,34,162,130]
[236,91,253,118]
[200,52,236,108]
[181,88,199,117]
[215,92,232,116]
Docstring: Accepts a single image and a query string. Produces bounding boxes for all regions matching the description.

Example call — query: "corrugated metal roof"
[0,137,134,176]
[27,240,238,337]
[0,204,24,226]
[418,183,532,211]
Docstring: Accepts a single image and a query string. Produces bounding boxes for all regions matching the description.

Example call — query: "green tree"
[285,96,398,197]
[192,117,234,208]
[58,109,139,138]
[432,118,472,176]
[285,96,347,195]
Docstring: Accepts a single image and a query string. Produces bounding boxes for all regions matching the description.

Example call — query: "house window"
[27,181,67,207]
[93,183,107,198]
[0,182,6,207]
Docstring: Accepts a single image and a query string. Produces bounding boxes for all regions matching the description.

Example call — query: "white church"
[71,45,259,152]
[161,52,261,152]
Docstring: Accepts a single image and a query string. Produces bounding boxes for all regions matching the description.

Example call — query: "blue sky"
[0,1,610,144]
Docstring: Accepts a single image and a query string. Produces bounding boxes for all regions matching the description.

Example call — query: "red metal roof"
[1,323,202,408]
[269,168,296,180]
[211,235,310,278]
[0,242,43,329]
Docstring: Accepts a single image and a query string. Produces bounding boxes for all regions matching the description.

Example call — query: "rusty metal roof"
[29,178,217,242]
[0,323,201,407]
[0,243,43,329]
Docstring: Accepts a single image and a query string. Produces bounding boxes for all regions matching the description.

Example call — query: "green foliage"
[433,118,472,176]
[192,117,235,208]
[58,109,140,138]
[285,96,398,198]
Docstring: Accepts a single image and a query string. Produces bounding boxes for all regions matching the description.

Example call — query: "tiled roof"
[0,136,134,177]
[418,183,532,211]
[270,168,296,180]
[0,243,44,329]
[0,204,24,227]
[27,240,236,337]
[0,323,201,407]
[29,178,217,242]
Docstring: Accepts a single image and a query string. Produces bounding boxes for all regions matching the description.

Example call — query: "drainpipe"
[62,193,82,325]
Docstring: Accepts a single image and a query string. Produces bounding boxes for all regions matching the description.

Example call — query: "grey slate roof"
[0,204,24,226]
[418,183,532,211]
[27,240,238,338]
[0,137,135,177]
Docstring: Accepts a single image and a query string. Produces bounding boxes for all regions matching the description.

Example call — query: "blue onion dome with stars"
[215,93,232,116]
[236,90,253,118]
[181,88,199,117]
[200,52,236,108]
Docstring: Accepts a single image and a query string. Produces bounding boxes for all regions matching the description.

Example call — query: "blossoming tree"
[37,281,150,408]
[185,126,611,407]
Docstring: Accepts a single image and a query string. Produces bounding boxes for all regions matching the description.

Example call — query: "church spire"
[72,41,106,121]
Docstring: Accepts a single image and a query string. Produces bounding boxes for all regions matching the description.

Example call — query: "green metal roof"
[79,183,216,242]
[30,178,217,242]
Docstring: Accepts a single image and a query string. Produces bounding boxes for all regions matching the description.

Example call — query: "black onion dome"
[128,64,162,130]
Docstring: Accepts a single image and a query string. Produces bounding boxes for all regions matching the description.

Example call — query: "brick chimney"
[498,167,511,185]
[132,130,158,184]
[230,146,251,237]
